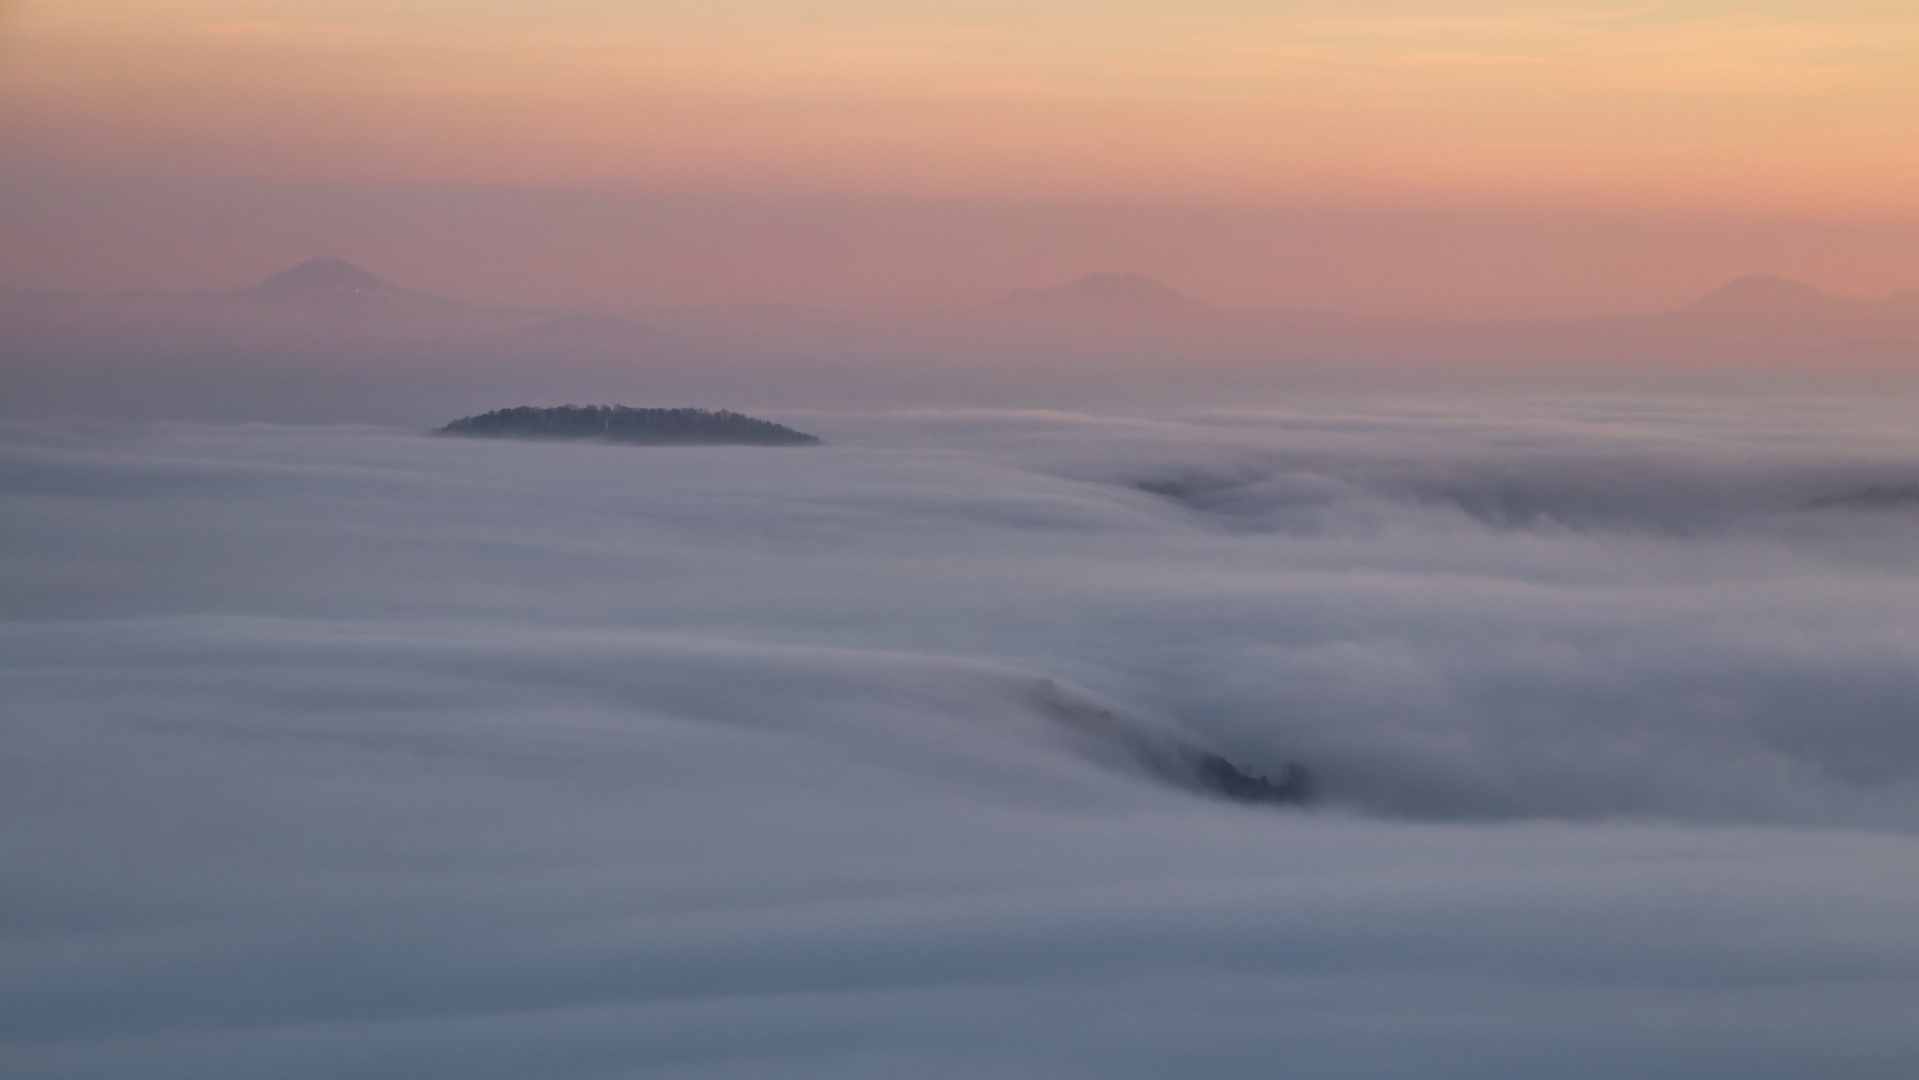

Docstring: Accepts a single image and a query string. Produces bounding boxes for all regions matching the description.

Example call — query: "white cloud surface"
[5,399,1919,1077]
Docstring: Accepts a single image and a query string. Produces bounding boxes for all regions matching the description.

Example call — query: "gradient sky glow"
[3,1,1917,310]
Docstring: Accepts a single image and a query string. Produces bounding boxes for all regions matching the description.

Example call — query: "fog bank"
[6,401,1919,1077]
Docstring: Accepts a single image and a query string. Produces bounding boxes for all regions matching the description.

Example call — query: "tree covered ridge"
[438,405,821,445]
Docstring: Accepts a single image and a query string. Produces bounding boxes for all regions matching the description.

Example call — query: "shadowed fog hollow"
[5,400,1919,1078]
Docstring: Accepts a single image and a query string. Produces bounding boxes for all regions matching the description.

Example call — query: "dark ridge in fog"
[1031,680,1313,806]
[1810,483,1919,511]
[1191,755,1313,805]
[1131,454,1919,536]
[438,405,820,446]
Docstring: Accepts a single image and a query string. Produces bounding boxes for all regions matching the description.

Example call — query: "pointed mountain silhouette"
[258,257,391,298]
[1685,274,1833,314]
[999,273,1213,320]
[245,257,473,317]
[1678,274,1880,323]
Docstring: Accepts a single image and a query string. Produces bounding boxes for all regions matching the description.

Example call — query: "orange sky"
[3,1,1917,311]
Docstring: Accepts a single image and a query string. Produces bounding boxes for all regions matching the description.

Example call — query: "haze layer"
[4,1,1917,314]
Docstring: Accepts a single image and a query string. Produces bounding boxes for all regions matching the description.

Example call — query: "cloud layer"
[6,401,1919,1077]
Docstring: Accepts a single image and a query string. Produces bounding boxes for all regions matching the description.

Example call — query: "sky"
[3,1,1918,313]
[7,402,1919,1076]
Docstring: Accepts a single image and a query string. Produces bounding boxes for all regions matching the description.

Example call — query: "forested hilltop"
[438,406,820,445]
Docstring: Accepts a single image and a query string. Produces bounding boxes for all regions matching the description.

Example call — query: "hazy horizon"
[13,242,1919,318]
[6,176,1918,319]
[6,1,1919,320]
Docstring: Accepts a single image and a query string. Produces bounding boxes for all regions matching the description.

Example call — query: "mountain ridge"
[244,256,480,317]
[438,405,821,446]
[10,258,1909,325]
[1678,273,1884,321]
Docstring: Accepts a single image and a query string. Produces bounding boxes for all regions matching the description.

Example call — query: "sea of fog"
[6,399,1919,1078]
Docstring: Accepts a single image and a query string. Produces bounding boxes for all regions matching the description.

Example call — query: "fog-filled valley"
[7,400,1919,1077]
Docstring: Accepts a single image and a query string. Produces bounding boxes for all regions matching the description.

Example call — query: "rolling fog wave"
[6,400,1919,1077]
[8,404,1919,823]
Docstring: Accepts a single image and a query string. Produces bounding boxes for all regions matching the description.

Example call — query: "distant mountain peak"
[1001,272,1212,319]
[245,257,478,317]
[1670,274,1901,332]
[259,257,392,297]
[1683,274,1840,316]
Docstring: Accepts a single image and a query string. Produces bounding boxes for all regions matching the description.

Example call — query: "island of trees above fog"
[438,406,820,446]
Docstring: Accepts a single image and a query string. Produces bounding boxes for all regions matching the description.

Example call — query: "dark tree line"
[438,405,820,446]
[1192,754,1313,805]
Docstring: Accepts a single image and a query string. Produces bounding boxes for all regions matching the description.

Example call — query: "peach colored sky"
[3,0,1917,313]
